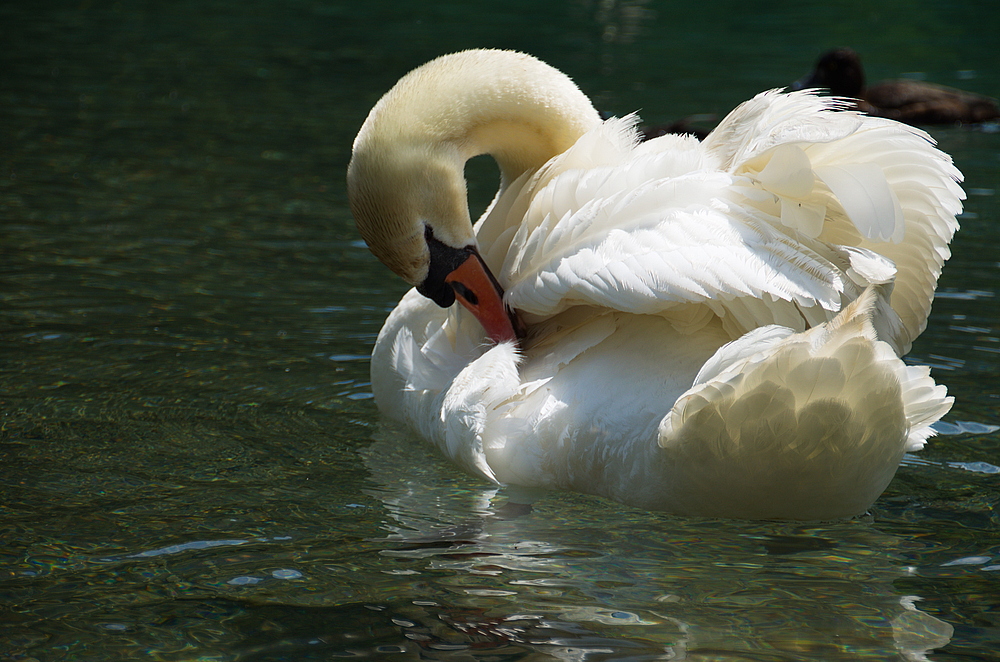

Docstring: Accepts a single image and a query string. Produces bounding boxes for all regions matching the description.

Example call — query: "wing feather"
[475,91,960,351]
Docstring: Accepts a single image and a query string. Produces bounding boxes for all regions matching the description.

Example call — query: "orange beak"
[445,253,523,344]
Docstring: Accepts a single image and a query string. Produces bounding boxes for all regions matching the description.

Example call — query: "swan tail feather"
[656,287,951,519]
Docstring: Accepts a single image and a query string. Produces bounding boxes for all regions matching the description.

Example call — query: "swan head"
[347,49,601,343]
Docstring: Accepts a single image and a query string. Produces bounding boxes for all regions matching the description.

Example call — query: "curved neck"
[358,50,602,184]
[347,50,602,284]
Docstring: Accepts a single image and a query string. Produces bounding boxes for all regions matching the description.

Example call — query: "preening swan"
[347,49,962,519]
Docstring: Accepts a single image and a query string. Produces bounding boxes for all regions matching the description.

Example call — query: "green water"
[3,1,1000,659]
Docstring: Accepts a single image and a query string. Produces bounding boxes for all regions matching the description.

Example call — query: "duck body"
[350,50,963,520]
[793,48,1000,125]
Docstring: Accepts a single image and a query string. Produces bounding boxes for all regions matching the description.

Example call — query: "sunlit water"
[3,1,1000,660]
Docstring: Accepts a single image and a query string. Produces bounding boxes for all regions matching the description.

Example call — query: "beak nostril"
[443,251,519,344]
[450,281,479,306]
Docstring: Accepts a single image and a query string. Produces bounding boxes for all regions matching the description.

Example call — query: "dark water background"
[3,1,999,659]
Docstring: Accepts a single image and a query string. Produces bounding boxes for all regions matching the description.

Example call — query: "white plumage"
[352,50,962,519]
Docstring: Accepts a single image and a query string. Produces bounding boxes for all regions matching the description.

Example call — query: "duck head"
[346,49,602,344]
[791,48,866,98]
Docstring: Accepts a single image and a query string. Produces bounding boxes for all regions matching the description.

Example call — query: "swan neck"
[376,50,602,180]
[462,115,588,184]
[347,50,601,284]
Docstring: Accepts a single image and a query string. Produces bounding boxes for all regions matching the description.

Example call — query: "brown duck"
[791,47,1000,125]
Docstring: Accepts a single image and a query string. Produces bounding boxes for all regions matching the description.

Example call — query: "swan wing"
[499,145,853,333]
[705,90,962,350]
[490,92,961,349]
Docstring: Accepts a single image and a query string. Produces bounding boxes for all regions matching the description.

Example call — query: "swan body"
[349,50,962,519]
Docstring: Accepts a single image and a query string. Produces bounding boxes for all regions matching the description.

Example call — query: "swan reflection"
[360,425,953,660]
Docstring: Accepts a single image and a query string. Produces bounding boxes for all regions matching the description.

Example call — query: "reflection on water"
[3,424,967,660]
[360,431,957,660]
[3,0,1000,660]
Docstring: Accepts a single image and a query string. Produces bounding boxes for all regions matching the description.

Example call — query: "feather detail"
[655,287,949,519]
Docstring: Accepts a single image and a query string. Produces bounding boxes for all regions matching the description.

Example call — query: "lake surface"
[3,1,1000,659]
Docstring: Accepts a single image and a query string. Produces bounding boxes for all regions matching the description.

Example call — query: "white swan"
[347,49,963,519]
